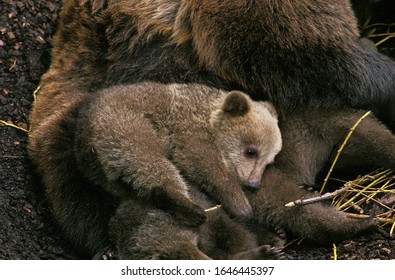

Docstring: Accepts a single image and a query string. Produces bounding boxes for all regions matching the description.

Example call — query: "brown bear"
[247,107,395,243]
[29,0,395,257]
[110,184,285,260]
[31,0,395,128]
[29,82,282,258]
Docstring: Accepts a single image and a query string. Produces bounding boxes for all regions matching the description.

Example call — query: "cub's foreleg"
[75,96,206,227]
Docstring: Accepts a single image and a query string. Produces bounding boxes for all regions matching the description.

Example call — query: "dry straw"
[0,119,29,133]
[330,169,395,236]
[0,83,41,133]
[364,22,395,48]
[286,111,395,236]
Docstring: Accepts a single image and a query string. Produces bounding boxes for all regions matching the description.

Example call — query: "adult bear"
[37,0,395,127]
[29,0,395,258]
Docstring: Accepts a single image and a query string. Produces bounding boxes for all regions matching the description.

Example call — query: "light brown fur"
[29,82,282,257]
[77,82,281,219]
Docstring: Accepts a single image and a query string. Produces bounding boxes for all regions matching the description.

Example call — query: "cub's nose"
[244,180,261,190]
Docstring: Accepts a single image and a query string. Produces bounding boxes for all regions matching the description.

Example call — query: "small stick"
[337,174,394,212]
[205,204,222,212]
[9,58,16,71]
[344,212,394,225]
[348,204,364,214]
[0,155,25,159]
[285,185,350,207]
[0,120,29,133]
[32,82,42,105]
[375,34,395,47]
[390,221,395,237]
[320,111,371,194]
[28,82,42,132]
[333,244,337,261]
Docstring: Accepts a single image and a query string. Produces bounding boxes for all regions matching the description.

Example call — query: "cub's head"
[210,91,282,190]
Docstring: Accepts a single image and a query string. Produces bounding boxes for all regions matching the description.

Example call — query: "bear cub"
[110,183,286,260]
[28,82,282,258]
[76,82,282,220]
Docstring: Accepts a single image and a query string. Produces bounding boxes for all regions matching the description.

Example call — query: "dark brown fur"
[248,108,395,243]
[29,0,395,258]
[110,185,285,260]
[31,0,395,129]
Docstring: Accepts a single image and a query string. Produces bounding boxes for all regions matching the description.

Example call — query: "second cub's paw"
[231,245,286,260]
[259,245,287,260]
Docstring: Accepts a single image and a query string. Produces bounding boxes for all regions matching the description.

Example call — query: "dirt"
[0,0,394,260]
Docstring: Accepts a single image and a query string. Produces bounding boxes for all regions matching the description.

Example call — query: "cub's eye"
[245,147,258,158]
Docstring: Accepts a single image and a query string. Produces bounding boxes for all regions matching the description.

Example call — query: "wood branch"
[285,186,349,207]
[344,212,394,224]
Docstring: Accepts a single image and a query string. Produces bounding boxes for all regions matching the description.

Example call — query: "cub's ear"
[222,91,251,117]
[260,101,278,119]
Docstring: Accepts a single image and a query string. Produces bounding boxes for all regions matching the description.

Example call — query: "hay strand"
[333,243,337,260]
[32,82,41,106]
[284,109,395,235]
[0,120,29,133]
[0,83,41,134]
[320,111,372,194]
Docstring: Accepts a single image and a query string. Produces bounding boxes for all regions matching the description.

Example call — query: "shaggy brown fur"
[248,108,395,243]
[29,0,395,258]
[110,185,285,260]
[29,82,282,258]
[31,0,395,128]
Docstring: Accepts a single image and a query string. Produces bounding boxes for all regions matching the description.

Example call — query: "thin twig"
[0,120,29,133]
[336,173,390,211]
[367,33,395,38]
[205,204,222,212]
[344,212,394,225]
[29,83,42,132]
[285,185,349,207]
[283,237,305,249]
[375,35,395,47]
[9,58,16,71]
[390,221,395,237]
[334,170,394,213]
[320,111,372,194]
[0,155,26,159]
[333,243,337,261]
[32,82,41,106]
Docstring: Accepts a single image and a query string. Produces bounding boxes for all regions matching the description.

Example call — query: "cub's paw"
[223,196,253,220]
[259,245,287,260]
[295,204,378,244]
[273,226,287,248]
[231,245,286,260]
[149,248,211,260]
[170,202,207,227]
[92,247,115,260]
[152,188,207,227]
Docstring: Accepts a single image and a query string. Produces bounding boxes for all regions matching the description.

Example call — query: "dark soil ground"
[1,0,394,260]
